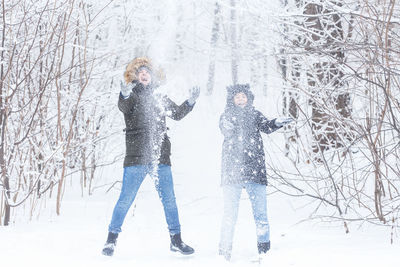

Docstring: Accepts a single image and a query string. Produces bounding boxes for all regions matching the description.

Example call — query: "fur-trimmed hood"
[226,83,255,108]
[124,57,166,86]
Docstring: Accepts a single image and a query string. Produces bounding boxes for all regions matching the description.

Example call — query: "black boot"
[102,232,118,256]
[257,241,270,254]
[170,233,195,255]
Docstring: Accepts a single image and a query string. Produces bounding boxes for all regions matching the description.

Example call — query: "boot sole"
[170,247,195,255]
[102,251,114,256]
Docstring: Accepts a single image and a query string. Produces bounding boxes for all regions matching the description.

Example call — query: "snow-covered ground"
[1,94,398,267]
[1,181,398,267]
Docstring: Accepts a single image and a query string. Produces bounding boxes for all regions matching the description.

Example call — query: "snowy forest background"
[1,0,400,254]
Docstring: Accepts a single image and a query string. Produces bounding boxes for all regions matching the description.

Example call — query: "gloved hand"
[188,86,200,105]
[275,117,294,127]
[120,80,135,98]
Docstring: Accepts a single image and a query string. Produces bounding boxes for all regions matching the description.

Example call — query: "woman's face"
[138,68,152,86]
[233,92,248,108]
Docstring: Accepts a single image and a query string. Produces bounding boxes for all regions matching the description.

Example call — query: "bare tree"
[275,0,400,233]
[0,0,99,225]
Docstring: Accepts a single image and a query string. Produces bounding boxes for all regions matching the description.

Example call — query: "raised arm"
[256,111,281,134]
[164,97,194,121]
[118,93,138,114]
[117,81,139,114]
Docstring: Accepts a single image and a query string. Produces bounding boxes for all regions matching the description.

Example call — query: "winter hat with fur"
[226,83,254,107]
[124,57,166,86]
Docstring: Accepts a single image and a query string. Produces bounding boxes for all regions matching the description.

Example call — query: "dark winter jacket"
[219,84,281,185]
[118,82,194,167]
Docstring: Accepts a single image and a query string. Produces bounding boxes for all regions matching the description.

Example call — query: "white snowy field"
[1,96,398,267]
[1,178,398,267]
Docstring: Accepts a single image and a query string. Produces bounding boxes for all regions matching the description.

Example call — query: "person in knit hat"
[218,83,293,261]
[102,57,200,257]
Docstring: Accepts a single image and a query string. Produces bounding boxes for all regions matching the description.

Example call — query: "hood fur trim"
[124,57,166,86]
[226,83,254,107]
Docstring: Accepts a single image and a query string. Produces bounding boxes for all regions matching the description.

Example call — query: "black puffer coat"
[118,82,194,167]
[219,84,281,185]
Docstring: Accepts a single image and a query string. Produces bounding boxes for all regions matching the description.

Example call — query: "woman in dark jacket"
[102,57,199,257]
[218,84,293,261]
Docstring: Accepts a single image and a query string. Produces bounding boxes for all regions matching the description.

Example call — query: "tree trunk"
[206,2,221,95]
[230,0,238,85]
[0,0,10,226]
[303,2,350,154]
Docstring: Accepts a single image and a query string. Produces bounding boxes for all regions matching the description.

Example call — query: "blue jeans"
[108,164,181,235]
[219,183,270,252]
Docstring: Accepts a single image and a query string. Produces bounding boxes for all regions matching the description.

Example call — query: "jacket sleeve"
[256,110,281,134]
[164,97,194,121]
[118,93,138,114]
